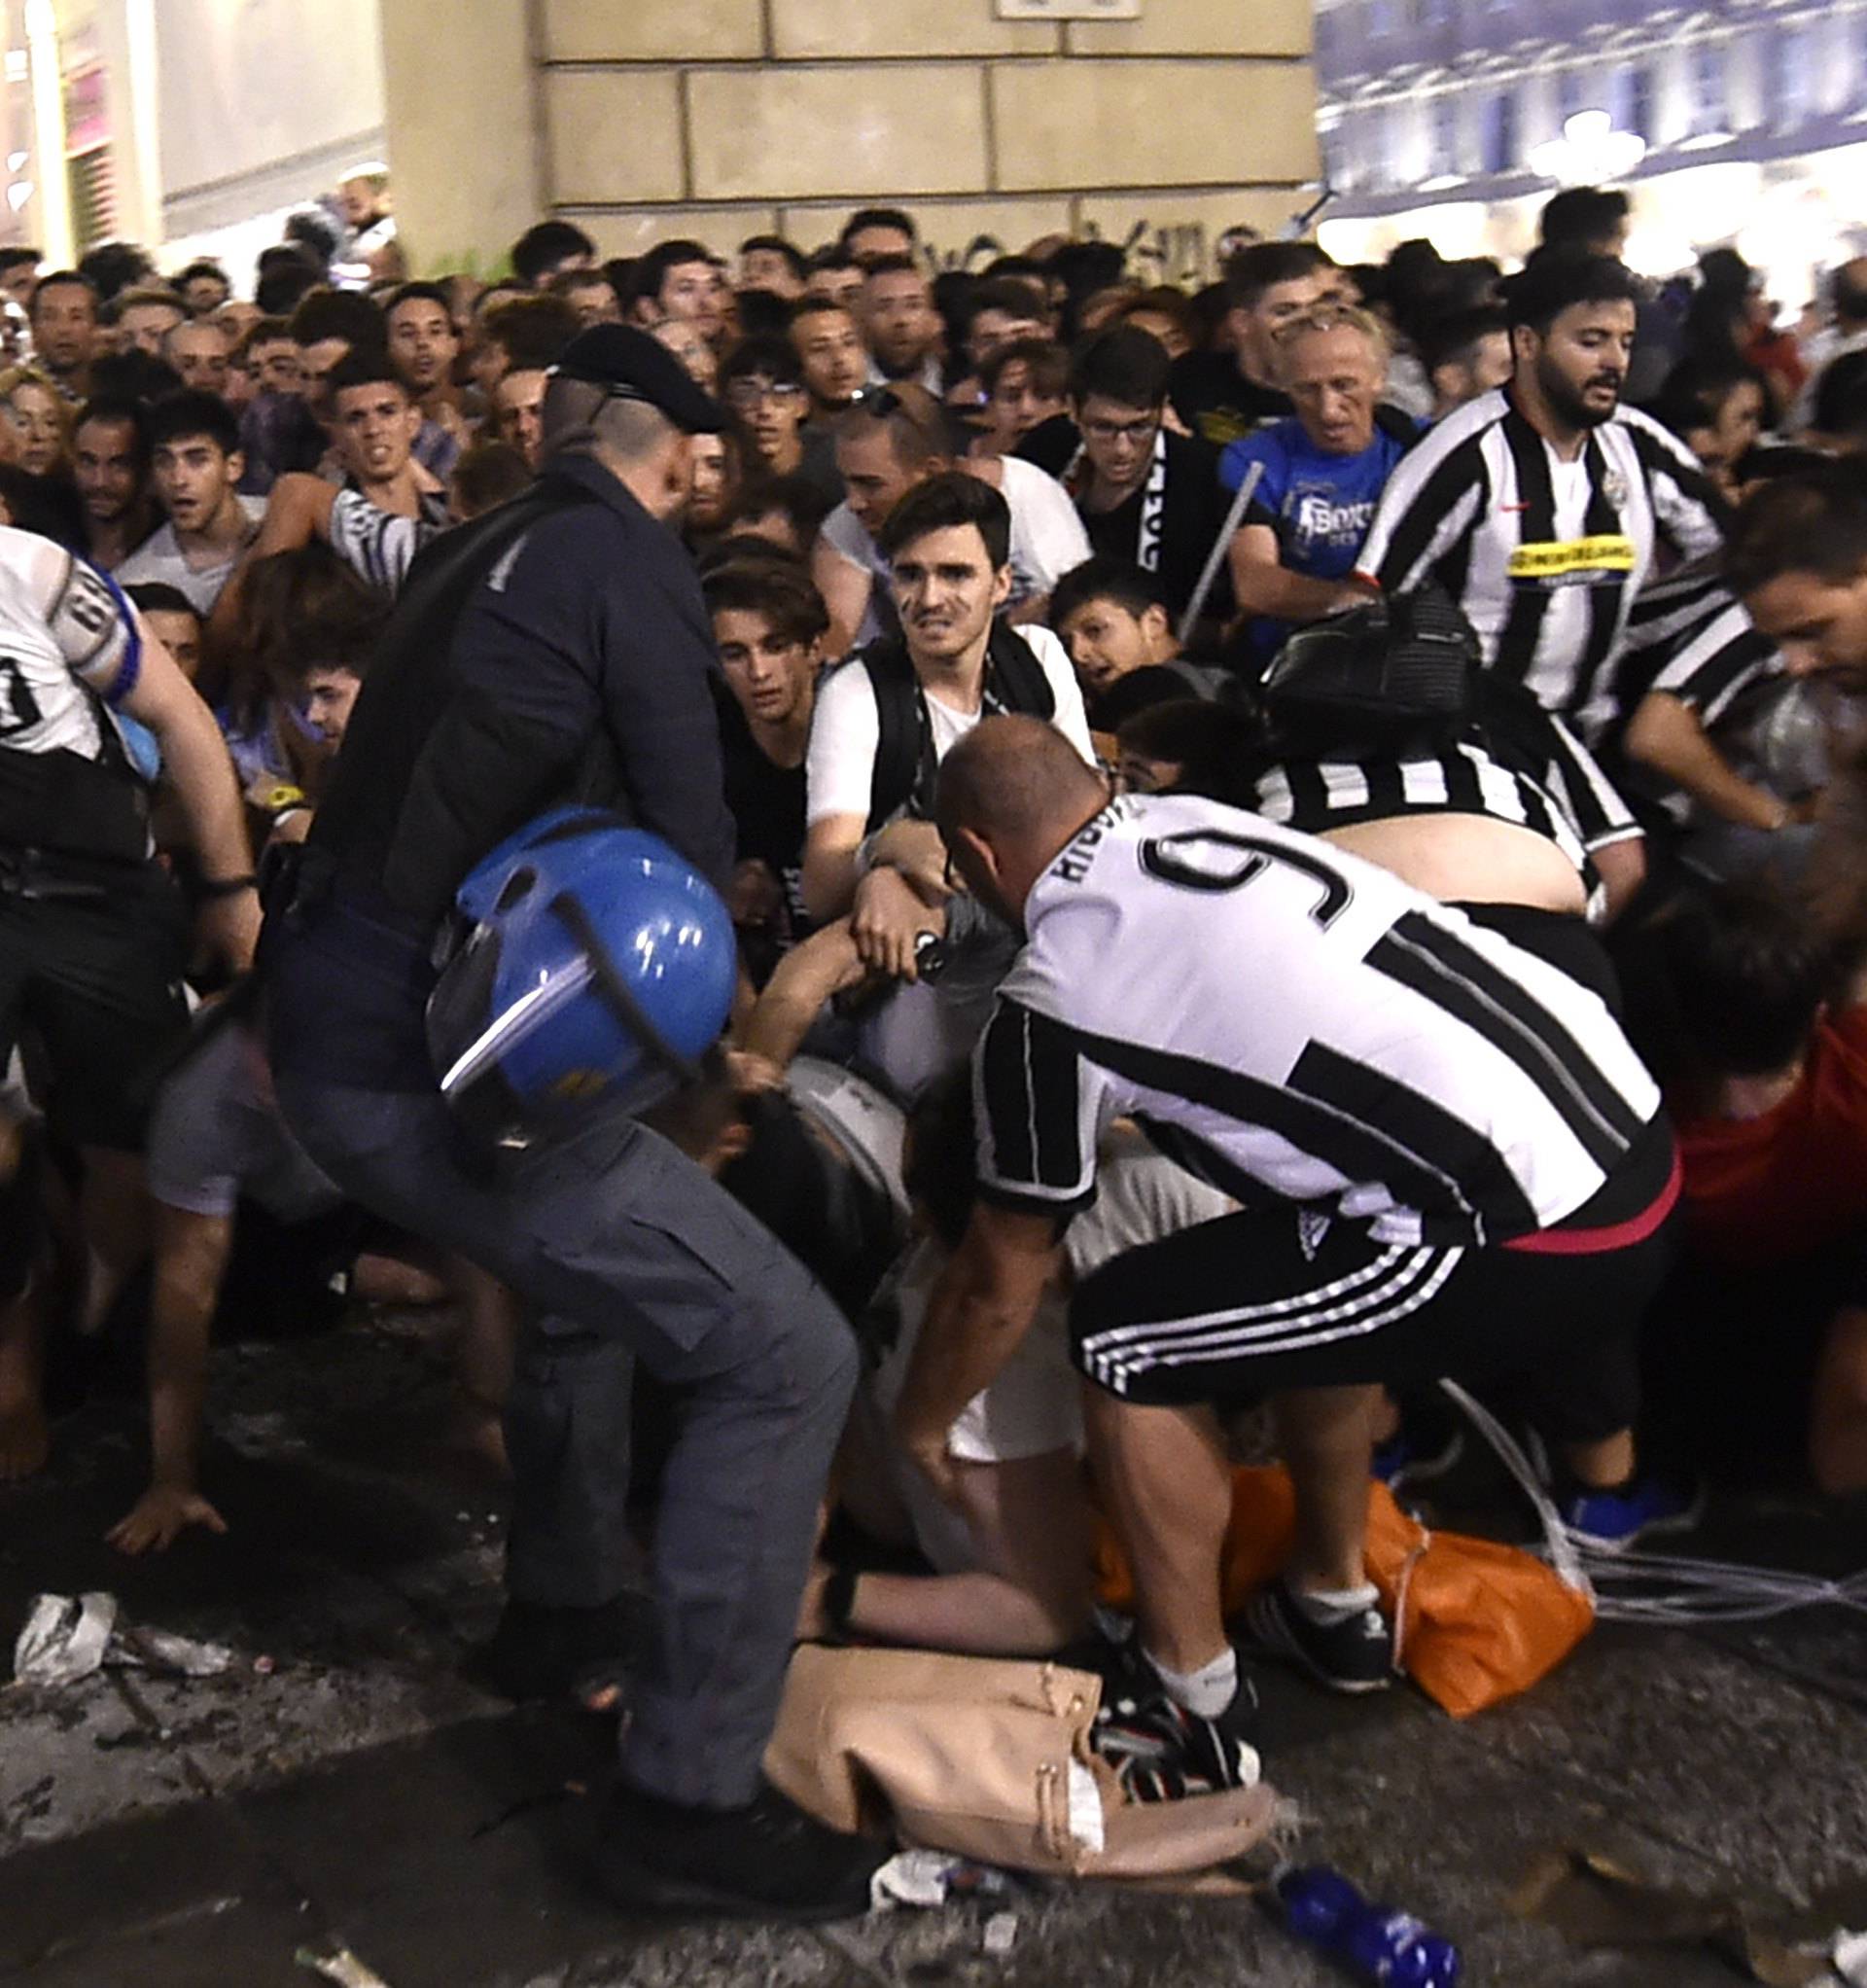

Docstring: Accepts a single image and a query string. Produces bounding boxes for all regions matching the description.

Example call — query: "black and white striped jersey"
[1612,560,1779,726]
[1251,681,1638,888]
[1603,561,1784,828]
[1355,389,1725,740]
[974,791,1662,1249]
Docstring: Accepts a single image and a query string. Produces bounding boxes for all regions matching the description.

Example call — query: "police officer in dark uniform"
[262,328,877,1919]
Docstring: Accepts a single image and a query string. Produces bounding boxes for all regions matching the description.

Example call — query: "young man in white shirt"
[118,391,262,613]
[802,470,1093,979]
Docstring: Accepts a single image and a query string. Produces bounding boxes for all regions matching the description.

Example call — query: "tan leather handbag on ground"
[763,1644,1280,1879]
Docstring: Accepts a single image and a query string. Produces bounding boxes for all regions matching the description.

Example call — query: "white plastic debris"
[868,1847,1014,1913]
[1834,1927,1867,1987]
[13,1591,117,1686]
[9,1592,234,1688]
[871,1848,968,1910]
[115,1625,236,1678]
[983,1911,1019,1955]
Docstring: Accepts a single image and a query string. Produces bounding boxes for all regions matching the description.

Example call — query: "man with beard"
[792,298,868,424]
[859,258,942,394]
[73,396,160,571]
[1356,252,1725,738]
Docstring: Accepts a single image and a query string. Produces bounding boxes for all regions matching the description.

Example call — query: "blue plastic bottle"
[1276,1864,1462,1986]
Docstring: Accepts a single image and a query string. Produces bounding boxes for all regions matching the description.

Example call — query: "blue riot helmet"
[427,816,736,1141]
[452,805,621,926]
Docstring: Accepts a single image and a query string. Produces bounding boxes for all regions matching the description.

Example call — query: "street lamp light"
[1529,109,1646,186]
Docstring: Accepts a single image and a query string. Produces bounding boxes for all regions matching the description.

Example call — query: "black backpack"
[855,620,1056,833]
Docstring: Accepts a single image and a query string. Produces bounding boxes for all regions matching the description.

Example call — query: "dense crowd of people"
[3,171,1867,1918]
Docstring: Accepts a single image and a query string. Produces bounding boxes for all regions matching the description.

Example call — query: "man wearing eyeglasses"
[1038,325,1239,629]
[717,332,840,506]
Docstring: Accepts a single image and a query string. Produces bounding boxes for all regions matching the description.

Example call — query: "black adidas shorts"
[1071,1115,1679,1410]
[0,870,190,1150]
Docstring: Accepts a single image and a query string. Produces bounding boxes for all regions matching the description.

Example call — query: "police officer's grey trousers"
[274,1072,857,1810]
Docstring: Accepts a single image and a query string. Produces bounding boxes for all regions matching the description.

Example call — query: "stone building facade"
[381,0,1320,282]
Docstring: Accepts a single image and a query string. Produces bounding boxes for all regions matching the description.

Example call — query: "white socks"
[1288,1580,1380,1625]
[1145,1645,1238,1719]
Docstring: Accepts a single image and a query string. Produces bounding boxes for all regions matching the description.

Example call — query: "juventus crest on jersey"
[973,792,1661,1250]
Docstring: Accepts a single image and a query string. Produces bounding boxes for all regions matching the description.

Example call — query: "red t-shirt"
[1674,1007,1867,1268]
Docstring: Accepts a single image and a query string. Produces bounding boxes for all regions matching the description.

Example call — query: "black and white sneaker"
[1092,1663,1262,1803]
[1237,1579,1393,1695]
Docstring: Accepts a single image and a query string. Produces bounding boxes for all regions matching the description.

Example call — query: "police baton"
[1179,457,1264,645]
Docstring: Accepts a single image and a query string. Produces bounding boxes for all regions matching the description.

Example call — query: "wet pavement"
[4,1307,1866,1987]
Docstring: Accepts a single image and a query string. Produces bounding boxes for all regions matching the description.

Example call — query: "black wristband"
[197,873,258,899]
[822,1563,860,1640]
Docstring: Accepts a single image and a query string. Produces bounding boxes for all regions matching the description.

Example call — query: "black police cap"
[549,324,724,434]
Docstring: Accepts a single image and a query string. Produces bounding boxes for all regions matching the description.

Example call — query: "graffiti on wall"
[917,220,1230,284]
[911,195,1327,284]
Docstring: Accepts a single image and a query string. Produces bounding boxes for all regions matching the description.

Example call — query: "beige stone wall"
[383,0,1317,281]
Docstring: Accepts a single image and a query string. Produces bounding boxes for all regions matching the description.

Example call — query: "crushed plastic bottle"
[1276,1864,1461,1986]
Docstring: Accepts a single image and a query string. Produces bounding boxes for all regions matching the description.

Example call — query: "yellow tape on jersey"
[1506,535,1637,581]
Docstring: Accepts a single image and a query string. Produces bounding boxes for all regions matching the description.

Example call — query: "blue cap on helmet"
[427,815,735,1139]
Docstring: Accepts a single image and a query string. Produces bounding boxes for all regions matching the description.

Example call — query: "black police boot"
[592,1778,885,1922]
[472,1592,650,1706]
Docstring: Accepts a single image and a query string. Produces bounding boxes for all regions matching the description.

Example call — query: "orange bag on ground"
[1093,1465,1595,1719]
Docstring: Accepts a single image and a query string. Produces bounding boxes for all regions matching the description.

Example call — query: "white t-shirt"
[818,502,894,650]
[118,495,264,615]
[805,622,1095,829]
[996,454,1092,602]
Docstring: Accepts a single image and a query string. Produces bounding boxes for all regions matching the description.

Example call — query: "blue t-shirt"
[1218,414,1416,662]
[1219,416,1414,583]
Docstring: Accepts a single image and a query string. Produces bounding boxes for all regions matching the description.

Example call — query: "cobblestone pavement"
[4,1310,1865,1986]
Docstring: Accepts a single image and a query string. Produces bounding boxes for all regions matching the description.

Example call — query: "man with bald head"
[893,715,1677,1776]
